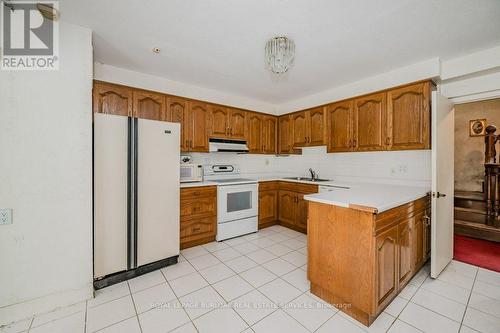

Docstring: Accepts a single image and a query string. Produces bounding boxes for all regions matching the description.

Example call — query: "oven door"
[217,183,258,223]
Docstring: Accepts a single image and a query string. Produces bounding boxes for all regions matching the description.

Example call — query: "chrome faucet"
[309,168,318,181]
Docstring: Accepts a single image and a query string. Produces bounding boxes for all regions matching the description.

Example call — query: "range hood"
[209,138,249,153]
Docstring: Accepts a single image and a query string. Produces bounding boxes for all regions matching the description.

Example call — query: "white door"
[137,119,180,267]
[94,113,129,278]
[431,90,455,278]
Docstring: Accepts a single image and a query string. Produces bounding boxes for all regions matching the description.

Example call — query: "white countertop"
[303,183,430,213]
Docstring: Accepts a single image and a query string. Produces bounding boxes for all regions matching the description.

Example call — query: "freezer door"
[94,113,129,278]
[137,119,180,266]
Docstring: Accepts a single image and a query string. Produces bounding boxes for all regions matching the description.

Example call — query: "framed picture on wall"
[469,119,487,136]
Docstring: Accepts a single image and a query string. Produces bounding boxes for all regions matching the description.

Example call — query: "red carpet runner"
[454,234,500,272]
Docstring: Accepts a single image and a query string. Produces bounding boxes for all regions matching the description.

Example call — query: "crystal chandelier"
[265,36,295,74]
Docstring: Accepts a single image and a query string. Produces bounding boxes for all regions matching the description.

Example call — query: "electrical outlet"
[399,164,408,174]
[0,209,13,225]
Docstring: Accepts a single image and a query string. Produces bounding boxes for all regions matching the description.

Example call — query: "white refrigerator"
[93,113,180,287]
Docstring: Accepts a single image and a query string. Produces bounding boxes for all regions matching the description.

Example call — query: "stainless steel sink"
[283,177,331,182]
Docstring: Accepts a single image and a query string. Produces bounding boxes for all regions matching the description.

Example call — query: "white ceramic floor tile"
[316,313,365,333]
[445,261,478,279]
[245,249,276,264]
[203,241,229,253]
[0,318,32,333]
[265,233,291,243]
[181,245,210,259]
[292,234,307,243]
[225,256,258,273]
[132,283,176,314]
[296,246,307,255]
[29,312,85,333]
[280,251,307,268]
[399,302,460,333]
[437,270,475,290]
[97,317,141,333]
[224,236,248,247]
[230,289,277,325]
[232,242,260,255]
[459,325,481,333]
[169,272,209,297]
[87,282,130,308]
[31,302,85,328]
[262,258,296,276]
[212,275,254,302]
[280,229,303,239]
[387,320,423,333]
[384,296,409,317]
[283,293,336,331]
[258,278,302,306]
[463,307,500,333]
[477,268,500,288]
[281,238,306,250]
[266,243,294,257]
[420,276,471,304]
[138,301,191,333]
[161,261,196,281]
[399,283,419,300]
[252,309,308,333]
[179,286,226,320]
[409,266,430,287]
[473,280,500,301]
[199,263,236,284]
[241,232,260,241]
[170,322,198,333]
[282,268,310,292]
[188,253,221,270]
[251,237,276,248]
[411,288,466,322]
[468,292,500,319]
[86,296,136,332]
[193,307,248,333]
[212,248,242,262]
[128,270,166,293]
[240,266,278,288]
[340,311,396,333]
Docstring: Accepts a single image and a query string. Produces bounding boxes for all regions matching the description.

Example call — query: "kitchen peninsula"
[304,184,431,326]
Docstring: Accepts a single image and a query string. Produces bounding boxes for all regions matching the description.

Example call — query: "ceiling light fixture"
[265,36,295,74]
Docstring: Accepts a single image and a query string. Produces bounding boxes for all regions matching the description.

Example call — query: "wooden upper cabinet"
[133,90,167,121]
[279,115,294,154]
[168,97,189,151]
[262,116,277,154]
[327,101,353,152]
[247,113,263,153]
[292,112,308,147]
[228,109,247,139]
[208,105,230,138]
[93,82,132,116]
[387,82,430,150]
[188,101,209,152]
[375,224,398,309]
[353,92,387,151]
[308,107,326,145]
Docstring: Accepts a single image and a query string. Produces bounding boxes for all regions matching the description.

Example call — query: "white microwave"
[180,164,203,183]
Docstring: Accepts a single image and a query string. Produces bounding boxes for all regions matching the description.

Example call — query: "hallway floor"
[3,225,500,333]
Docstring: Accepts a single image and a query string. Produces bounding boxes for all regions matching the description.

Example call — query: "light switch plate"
[0,209,13,225]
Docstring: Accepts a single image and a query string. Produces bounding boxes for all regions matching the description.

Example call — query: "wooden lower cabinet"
[258,181,279,228]
[308,195,431,326]
[180,186,217,249]
[278,182,318,233]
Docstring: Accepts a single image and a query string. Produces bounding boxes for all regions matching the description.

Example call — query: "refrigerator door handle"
[128,117,138,270]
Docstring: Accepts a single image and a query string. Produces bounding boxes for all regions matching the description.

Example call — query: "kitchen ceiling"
[60,0,500,104]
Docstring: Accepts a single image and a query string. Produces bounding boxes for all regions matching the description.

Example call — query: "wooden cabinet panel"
[229,109,247,139]
[387,82,430,150]
[180,217,216,241]
[375,225,398,308]
[309,107,326,146]
[292,112,308,147]
[168,97,189,151]
[295,193,309,231]
[423,208,431,261]
[327,101,353,152]
[412,211,425,270]
[247,113,263,153]
[133,90,166,121]
[209,105,229,138]
[180,186,216,200]
[188,102,209,152]
[278,190,296,226]
[279,115,294,154]
[263,116,277,154]
[93,82,132,116]
[398,220,413,286]
[259,190,278,227]
[354,93,387,151]
[180,196,216,220]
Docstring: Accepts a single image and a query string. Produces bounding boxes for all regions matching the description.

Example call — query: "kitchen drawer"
[181,196,216,220]
[180,186,216,200]
[259,181,279,191]
[180,216,216,240]
[279,181,318,194]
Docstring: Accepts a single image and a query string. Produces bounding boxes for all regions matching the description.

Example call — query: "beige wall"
[455,98,500,192]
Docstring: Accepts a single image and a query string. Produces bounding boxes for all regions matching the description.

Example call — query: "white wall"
[0,22,93,324]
